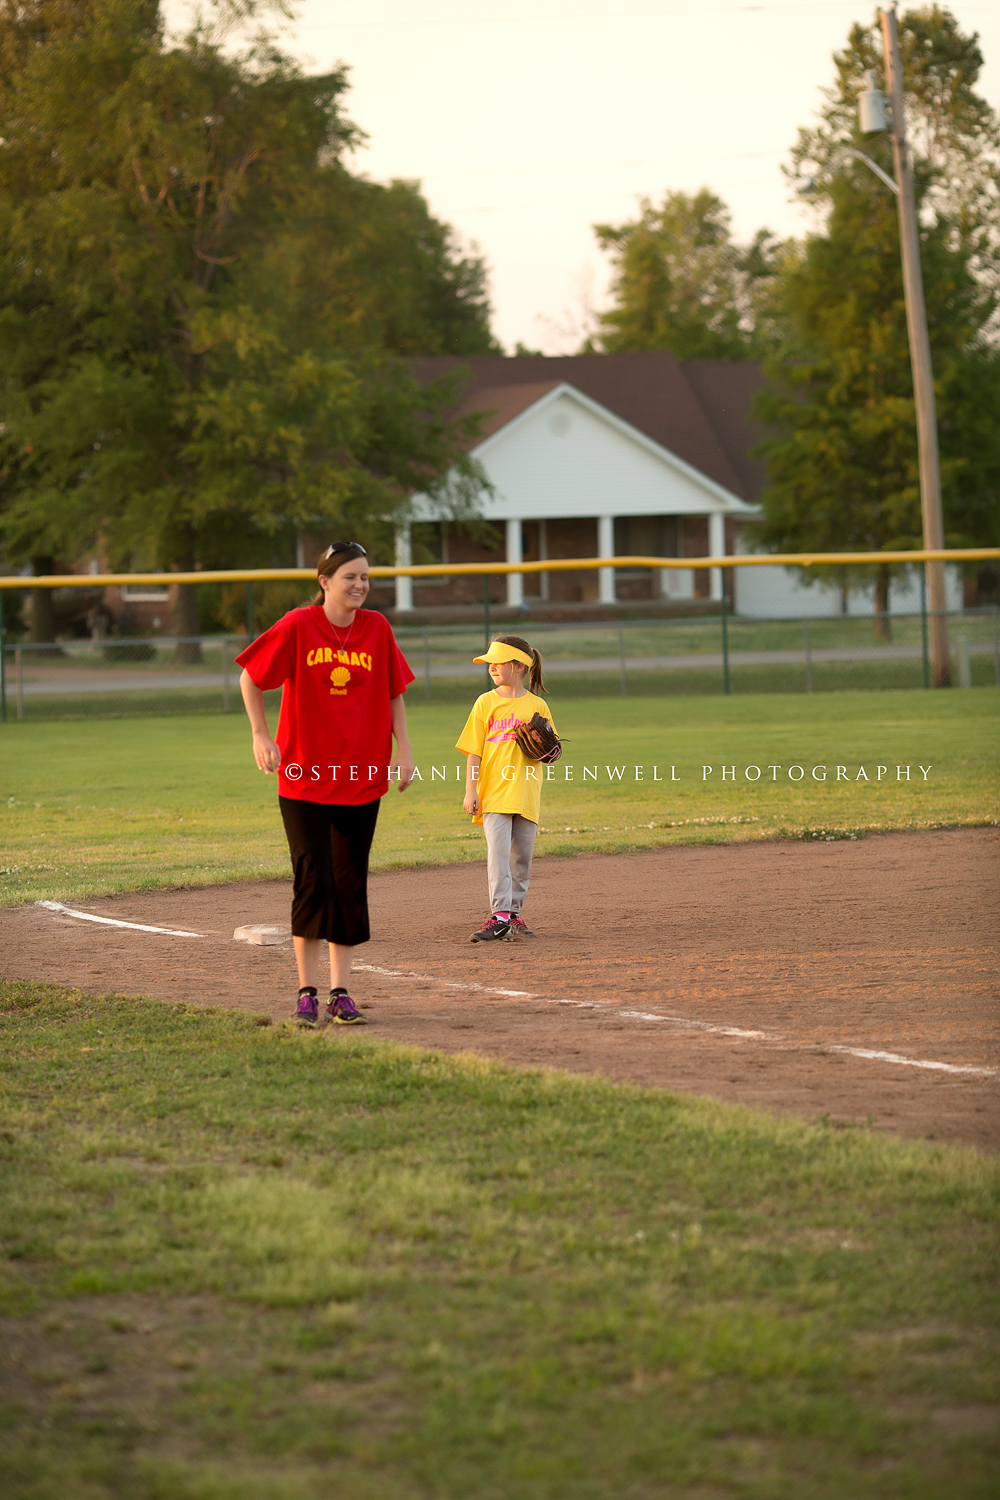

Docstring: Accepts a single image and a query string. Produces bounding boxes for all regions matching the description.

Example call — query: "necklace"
[326,609,357,652]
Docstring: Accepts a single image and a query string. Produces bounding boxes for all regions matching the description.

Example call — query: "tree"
[791,3,1000,316]
[752,5,1000,632]
[298,175,499,358]
[590,189,782,358]
[0,0,494,646]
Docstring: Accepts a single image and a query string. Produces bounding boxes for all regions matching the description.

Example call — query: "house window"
[411,522,449,585]
[613,516,681,601]
[613,516,679,563]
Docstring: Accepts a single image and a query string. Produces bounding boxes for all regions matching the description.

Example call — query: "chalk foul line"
[37,901,202,939]
[821,1043,995,1077]
[614,1008,996,1078]
[32,912,996,1080]
[354,962,533,1000]
[355,965,997,1080]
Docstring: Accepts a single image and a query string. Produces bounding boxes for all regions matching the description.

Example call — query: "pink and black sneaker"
[327,991,367,1026]
[471,914,512,943]
[509,915,535,937]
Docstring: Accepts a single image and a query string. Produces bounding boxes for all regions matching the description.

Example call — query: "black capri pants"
[279,797,380,946]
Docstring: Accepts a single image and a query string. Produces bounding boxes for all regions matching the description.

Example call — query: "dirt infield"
[3,829,997,1150]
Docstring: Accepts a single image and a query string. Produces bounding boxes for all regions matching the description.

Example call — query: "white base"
[234,925,291,946]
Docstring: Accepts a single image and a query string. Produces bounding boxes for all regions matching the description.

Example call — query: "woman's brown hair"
[492,633,546,695]
[311,542,368,606]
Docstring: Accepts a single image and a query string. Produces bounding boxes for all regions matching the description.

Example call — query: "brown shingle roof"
[680,360,770,502]
[453,381,559,439]
[415,351,768,502]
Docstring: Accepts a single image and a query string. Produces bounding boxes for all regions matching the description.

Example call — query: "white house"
[393,350,764,614]
[389,352,961,619]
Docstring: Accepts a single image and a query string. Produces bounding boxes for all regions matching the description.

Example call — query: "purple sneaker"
[293,990,319,1028]
[327,992,367,1026]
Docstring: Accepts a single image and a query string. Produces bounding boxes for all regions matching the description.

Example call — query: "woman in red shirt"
[237,542,416,1026]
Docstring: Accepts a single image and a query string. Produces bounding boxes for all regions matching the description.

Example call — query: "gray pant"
[482,812,537,915]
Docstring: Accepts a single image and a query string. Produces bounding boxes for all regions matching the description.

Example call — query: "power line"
[439,177,781,215]
[416,148,784,182]
[297,3,890,29]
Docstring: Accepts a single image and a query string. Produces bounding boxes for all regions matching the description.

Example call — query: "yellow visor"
[473,641,533,667]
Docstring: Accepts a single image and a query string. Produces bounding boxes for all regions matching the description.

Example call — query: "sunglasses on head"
[321,541,367,560]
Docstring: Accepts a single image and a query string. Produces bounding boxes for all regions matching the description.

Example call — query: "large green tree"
[590,188,782,358]
[753,5,1000,626]
[0,0,494,643]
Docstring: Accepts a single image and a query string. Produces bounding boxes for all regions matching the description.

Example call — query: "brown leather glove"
[512,712,562,765]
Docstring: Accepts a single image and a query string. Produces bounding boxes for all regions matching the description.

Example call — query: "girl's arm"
[240,669,281,773]
[390,695,417,791]
[463,753,481,816]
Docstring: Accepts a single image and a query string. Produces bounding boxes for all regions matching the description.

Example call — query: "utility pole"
[880,5,951,686]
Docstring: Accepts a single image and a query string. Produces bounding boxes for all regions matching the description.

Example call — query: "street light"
[806,27,952,685]
[861,12,951,686]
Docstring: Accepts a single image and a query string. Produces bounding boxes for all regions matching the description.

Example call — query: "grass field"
[1,981,997,1500]
[1,690,997,905]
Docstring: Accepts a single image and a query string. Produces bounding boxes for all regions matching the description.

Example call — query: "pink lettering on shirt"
[486,708,531,744]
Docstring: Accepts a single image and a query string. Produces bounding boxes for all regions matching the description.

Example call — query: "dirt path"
[3,830,997,1150]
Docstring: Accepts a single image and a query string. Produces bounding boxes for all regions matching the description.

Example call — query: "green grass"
[2,690,997,905]
[1,981,997,1500]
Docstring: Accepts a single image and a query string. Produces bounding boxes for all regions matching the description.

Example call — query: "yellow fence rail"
[0,548,998,588]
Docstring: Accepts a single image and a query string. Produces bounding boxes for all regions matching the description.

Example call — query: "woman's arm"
[240,669,281,773]
[389,695,417,791]
[463,753,481,816]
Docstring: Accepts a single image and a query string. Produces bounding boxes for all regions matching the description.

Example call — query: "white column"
[660,515,679,597]
[505,518,524,608]
[658,517,673,597]
[598,514,616,604]
[538,518,550,601]
[394,523,413,612]
[708,511,725,603]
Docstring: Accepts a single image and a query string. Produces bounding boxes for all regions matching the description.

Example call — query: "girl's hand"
[463,790,479,816]
[251,729,281,774]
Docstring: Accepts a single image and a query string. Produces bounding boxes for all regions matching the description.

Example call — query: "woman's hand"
[251,729,281,774]
[241,672,279,772]
[389,698,415,791]
[391,744,416,791]
[463,789,479,817]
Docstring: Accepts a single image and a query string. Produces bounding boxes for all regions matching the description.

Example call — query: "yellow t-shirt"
[456,690,556,826]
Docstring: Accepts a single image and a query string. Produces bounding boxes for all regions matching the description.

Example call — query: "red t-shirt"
[235,606,415,805]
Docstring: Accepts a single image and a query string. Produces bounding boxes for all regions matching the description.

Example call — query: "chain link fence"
[398,609,1000,703]
[0,637,248,722]
[2,610,998,721]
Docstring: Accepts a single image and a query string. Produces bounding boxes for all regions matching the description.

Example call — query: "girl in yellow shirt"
[456,634,556,942]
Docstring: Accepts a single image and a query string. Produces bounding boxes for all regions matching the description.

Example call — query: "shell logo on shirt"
[330,666,351,695]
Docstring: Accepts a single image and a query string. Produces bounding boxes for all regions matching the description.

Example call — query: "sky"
[167,0,1000,352]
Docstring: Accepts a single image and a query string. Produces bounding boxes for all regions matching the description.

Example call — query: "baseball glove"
[513,712,562,764]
